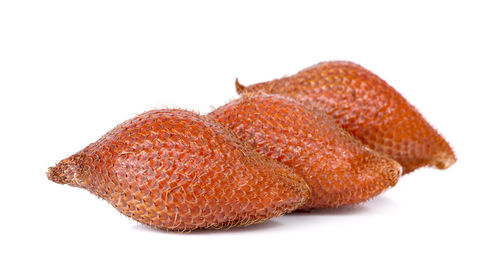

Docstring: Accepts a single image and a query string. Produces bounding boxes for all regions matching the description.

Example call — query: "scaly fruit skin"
[47,109,310,231]
[208,94,402,210]
[236,61,456,174]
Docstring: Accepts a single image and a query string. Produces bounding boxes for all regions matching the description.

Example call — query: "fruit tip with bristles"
[47,166,67,184]
[46,159,77,185]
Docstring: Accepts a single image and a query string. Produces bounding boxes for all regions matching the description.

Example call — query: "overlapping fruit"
[47,61,455,231]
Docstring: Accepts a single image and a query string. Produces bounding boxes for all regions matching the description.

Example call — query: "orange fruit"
[208,94,401,210]
[236,61,456,173]
[48,109,310,231]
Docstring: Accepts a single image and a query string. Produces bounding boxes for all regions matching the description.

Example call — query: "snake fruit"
[236,61,456,174]
[47,109,310,231]
[208,94,402,210]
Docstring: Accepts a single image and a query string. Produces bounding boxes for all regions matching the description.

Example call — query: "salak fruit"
[208,94,402,210]
[47,109,310,231]
[235,61,456,174]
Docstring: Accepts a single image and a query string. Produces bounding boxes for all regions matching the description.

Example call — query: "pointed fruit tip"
[432,151,457,170]
[46,159,77,185]
[47,166,67,184]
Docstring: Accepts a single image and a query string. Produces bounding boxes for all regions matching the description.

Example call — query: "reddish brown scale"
[208,94,402,210]
[47,109,310,231]
[236,61,456,174]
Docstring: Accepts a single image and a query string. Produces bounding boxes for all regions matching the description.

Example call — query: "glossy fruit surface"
[47,109,310,231]
[236,61,456,173]
[208,94,401,210]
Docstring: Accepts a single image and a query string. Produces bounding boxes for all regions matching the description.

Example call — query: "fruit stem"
[235,78,246,94]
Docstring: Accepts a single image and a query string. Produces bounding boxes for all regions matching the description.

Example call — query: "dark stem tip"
[235,78,246,94]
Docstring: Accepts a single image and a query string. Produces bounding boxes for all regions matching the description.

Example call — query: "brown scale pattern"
[208,94,402,210]
[47,109,310,231]
[236,61,456,174]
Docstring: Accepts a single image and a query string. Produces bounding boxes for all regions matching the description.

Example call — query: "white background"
[1,1,499,267]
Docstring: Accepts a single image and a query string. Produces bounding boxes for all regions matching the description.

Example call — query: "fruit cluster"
[47,61,456,231]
